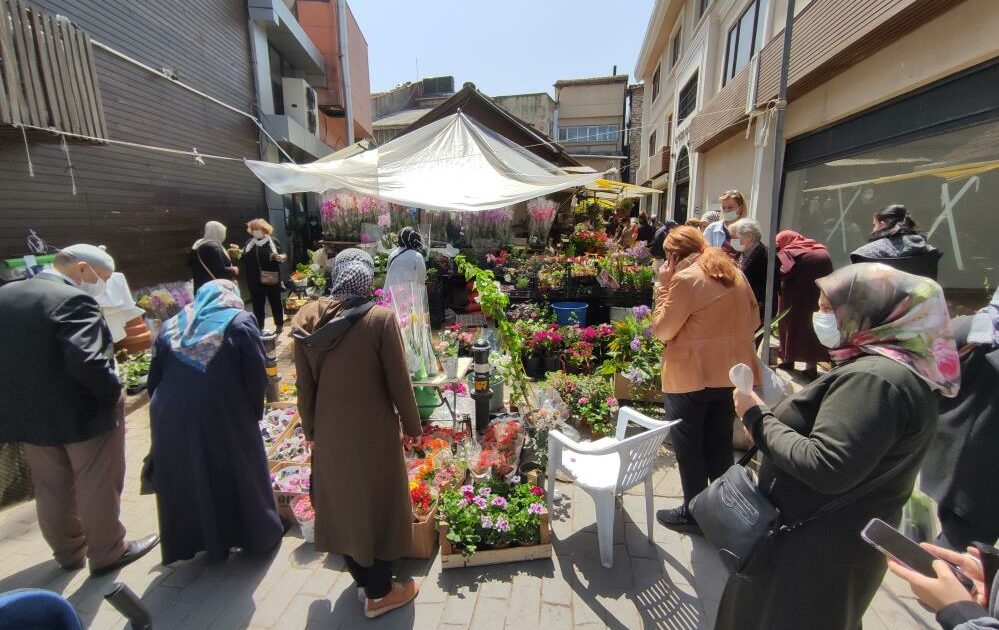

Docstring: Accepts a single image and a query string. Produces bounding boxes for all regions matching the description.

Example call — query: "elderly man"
[0,245,158,575]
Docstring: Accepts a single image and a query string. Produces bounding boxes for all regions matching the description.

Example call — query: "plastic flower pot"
[291,495,315,543]
[414,386,440,421]
[551,302,588,326]
[443,356,458,379]
[542,354,561,374]
[523,355,542,379]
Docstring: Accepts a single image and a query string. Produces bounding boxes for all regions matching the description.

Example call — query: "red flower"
[531,486,545,497]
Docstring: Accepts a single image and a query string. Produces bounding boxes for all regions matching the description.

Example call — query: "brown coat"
[292,301,422,565]
[652,255,762,394]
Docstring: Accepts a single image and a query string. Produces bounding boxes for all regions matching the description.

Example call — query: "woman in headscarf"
[775,230,834,376]
[292,249,422,620]
[921,287,999,550]
[188,221,238,294]
[384,226,426,292]
[716,263,960,630]
[147,280,282,565]
[242,218,287,335]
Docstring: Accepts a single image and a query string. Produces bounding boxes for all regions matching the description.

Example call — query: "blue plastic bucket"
[551,301,588,326]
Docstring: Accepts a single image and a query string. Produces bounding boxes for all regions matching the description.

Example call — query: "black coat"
[0,273,121,446]
[242,238,283,288]
[921,317,999,533]
[740,243,777,322]
[188,242,236,294]
[716,355,938,630]
[148,311,282,564]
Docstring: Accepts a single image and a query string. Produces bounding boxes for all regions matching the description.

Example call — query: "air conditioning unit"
[282,78,319,135]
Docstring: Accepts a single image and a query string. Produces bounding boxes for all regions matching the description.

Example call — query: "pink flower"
[932,337,961,381]
[606,397,619,409]
[531,486,545,497]
[491,496,508,509]
[577,397,589,406]
[480,515,493,529]
[473,496,488,509]
[479,487,492,497]
[528,502,544,515]
[377,214,391,228]
[458,498,469,509]
[495,517,510,533]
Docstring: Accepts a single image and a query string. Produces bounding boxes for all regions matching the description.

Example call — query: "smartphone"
[862,518,974,591]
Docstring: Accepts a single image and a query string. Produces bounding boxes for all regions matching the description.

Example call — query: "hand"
[658,257,676,286]
[733,388,764,417]
[921,544,988,606]
[304,440,314,451]
[887,555,976,612]
[229,267,239,277]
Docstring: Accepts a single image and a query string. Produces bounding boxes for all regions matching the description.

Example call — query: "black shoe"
[656,505,703,536]
[90,534,160,576]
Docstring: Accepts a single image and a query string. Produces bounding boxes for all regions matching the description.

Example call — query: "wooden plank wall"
[0,0,267,288]
[0,0,107,136]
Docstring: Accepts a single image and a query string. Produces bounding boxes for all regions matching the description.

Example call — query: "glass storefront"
[780,118,998,312]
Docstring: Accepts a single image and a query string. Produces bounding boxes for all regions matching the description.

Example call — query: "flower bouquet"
[292,494,316,543]
[527,198,557,249]
[438,478,548,560]
[272,425,311,463]
[134,282,193,322]
[569,229,611,255]
[478,418,526,480]
[389,281,438,378]
[260,406,297,454]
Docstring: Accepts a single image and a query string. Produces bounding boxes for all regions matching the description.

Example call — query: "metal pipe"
[336,0,354,145]
[761,0,796,366]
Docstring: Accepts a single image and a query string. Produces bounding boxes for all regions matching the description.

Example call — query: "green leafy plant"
[438,478,546,556]
[599,305,663,389]
[117,351,152,391]
[456,256,534,409]
[546,372,619,437]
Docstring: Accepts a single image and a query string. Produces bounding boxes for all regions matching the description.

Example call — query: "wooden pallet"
[439,509,552,569]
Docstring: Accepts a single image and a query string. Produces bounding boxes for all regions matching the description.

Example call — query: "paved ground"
[0,336,938,629]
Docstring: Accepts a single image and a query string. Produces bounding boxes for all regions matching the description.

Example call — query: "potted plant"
[438,478,548,558]
[436,330,459,379]
[531,327,564,375]
[598,305,664,403]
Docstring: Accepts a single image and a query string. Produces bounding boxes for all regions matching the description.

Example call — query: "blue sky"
[350,0,656,98]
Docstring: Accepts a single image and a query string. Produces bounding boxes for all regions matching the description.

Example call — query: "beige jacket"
[652,255,762,394]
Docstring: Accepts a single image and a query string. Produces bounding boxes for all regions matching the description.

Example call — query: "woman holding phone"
[716,263,960,630]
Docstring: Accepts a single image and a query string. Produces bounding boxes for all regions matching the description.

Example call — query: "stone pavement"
[0,338,939,628]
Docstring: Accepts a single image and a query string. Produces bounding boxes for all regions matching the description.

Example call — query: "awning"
[583,178,661,199]
[245,112,609,212]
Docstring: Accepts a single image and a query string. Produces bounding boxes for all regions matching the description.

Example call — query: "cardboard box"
[405,505,439,559]
[613,373,662,403]
[270,461,310,524]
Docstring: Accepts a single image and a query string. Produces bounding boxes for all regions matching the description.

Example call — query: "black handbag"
[690,444,921,576]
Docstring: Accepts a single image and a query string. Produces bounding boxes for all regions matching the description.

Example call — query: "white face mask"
[252,230,265,239]
[80,274,107,298]
[812,311,842,348]
[722,210,740,222]
[730,238,746,252]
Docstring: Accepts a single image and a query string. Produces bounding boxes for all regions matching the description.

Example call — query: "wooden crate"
[613,373,662,404]
[405,506,439,560]
[439,509,552,569]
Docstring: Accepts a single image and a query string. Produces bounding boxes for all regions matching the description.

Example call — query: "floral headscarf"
[159,279,245,372]
[329,248,374,299]
[816,263,960,397]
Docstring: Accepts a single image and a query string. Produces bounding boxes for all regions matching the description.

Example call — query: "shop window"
[780,119,999,309]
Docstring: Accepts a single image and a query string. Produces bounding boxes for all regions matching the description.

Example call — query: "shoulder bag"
[690,440,923,577]
[255,246,280,286]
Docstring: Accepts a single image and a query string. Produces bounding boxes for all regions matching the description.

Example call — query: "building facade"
[626,84,645,185]
[634,0,999,299]
[371,76,455,146]
[0,0,269,287]
[554,75,629,177]
[492,93,556,138]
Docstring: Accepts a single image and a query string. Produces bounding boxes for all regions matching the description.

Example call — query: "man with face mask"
[0,244,159,575]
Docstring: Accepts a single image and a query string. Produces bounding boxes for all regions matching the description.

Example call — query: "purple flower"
[473,496,488,509]
[510,475,522,483]
[528,502,545,515]
[480,515,493,529]
[458,498,469,509]
[479,487,492,497]
[491,496,508,510]
[495,518,510,533]
[630,336,642,352]
[460,484,474,495]
[632,305,652,320]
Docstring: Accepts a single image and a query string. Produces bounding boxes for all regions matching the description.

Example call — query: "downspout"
[336,0,354,144]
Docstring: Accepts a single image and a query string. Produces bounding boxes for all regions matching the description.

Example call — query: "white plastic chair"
[546,407,678,568]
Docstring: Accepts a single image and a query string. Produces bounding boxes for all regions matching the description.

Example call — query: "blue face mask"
[812,311,842,348]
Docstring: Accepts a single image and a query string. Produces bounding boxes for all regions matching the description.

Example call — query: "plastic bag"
[730,360,792,408]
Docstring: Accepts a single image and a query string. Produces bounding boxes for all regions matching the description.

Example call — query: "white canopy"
[245,112,608,213]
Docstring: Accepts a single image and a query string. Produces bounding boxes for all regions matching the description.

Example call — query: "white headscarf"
[192,221,226,251]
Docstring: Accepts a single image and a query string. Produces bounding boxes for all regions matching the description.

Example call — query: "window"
[781,118,999,306]
[652,63,661,101]
[677,74,698,122]
[723,0,769,85]
[558,125,620,143]
[673,147,691,223]
[670,29,682,68]
[648,131,657,158]
[698,0,712,19]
